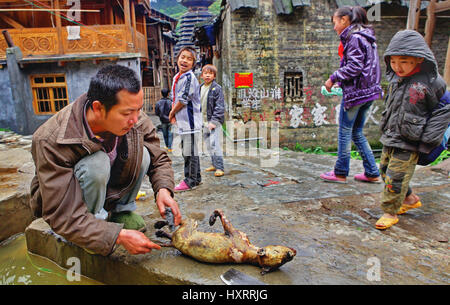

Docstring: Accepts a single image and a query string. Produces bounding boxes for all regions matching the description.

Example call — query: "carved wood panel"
[0,28,59,59]
[62,25,127,54]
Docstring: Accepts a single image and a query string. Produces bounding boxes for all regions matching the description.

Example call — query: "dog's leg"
[154,220,168,229]
[209,209,237,236]
[155,229,173,240]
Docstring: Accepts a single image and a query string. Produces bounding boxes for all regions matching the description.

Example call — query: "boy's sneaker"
[320,171,347,183]
[109,211,146,232]
[167,149,173,153]
[354,173,381,183]
[205,166,216,172]
[174,180,191,192]
[214,169,224,177]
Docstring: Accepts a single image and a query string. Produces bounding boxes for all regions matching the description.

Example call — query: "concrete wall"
[216,0,450,150]
[0,55,141,135]
[0,67,15,131]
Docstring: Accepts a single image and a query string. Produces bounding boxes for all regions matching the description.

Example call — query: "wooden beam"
[435,0,450,13]
[0,9,100,12]
[425,0,437,46]
[444,37,450,86]
[407,0,422,30]
[0,14,24,29]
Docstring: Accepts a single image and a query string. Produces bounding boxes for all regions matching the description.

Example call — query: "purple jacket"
[330,24,382,109]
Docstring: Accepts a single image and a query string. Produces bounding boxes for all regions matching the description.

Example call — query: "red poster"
[235,73,253,88]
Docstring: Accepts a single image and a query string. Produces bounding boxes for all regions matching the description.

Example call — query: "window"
[31,74,69,115]
[284,72,304,101]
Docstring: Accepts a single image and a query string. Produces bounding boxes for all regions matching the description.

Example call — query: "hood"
[341,24,376,44]
[384,30,438,81]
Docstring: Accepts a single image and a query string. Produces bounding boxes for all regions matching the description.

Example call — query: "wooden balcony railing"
[0,25,148,60]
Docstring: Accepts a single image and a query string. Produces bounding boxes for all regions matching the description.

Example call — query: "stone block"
[0,148,34,242]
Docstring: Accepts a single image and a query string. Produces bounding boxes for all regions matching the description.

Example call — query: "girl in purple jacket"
[320,6,383,184]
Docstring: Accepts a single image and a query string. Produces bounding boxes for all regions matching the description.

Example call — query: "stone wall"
[215,0,449,150]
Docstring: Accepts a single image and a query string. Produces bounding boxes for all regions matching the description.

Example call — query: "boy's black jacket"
[381,30,449,153]
[200,80,225,127]
[155,97,172,124]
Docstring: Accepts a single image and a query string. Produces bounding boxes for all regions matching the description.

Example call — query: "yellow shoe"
[205,166,216,172]
[375,216,399,230]
[214,169,224,177]
[167,149,173,153]
[397,201,422,215]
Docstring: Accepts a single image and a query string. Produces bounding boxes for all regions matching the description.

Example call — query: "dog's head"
[256,245,296,274]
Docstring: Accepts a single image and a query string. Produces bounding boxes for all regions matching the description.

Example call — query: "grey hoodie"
[380,30,449,153]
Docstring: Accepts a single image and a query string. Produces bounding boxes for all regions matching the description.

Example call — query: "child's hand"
[169,110,176,124]
[325,78,334,92]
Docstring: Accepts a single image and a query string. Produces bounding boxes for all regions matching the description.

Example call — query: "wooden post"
[444,37,450,86]
[424,0,437,46]
[131,0,137,52]
[54,0,64,55]
[123,0,132,52]
[157,24,163,67]
[142,13,148,60]
[407,0,422,30]
[106,0,114,24]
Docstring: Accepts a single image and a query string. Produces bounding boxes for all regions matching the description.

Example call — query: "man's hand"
[156,188,182,226]
[207,122,216,131]
[325,78,334,92]
[116,229,161,255]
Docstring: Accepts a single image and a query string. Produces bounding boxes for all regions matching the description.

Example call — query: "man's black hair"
[161,88,169,98]
[86,64,141,113]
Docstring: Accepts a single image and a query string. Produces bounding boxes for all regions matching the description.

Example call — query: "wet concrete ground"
[2,118,450,284]
[133,115,449,284]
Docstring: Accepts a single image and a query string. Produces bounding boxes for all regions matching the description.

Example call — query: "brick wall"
[215,0,449,151]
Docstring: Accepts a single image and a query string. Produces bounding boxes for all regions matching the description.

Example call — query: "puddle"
[0,234,102,285]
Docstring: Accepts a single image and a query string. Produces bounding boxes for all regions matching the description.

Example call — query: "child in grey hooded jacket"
[375,30,449,230]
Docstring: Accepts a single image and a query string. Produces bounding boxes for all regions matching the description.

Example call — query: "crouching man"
[30,65,182,255]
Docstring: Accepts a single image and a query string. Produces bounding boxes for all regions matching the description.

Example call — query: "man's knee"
[74,151,110,186]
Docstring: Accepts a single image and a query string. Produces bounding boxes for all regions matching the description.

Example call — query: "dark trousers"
[161,122,173,149]
[181,133,201,188]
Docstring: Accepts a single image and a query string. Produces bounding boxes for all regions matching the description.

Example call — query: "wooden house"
[142,7,179,113]
[0,0,152,135]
